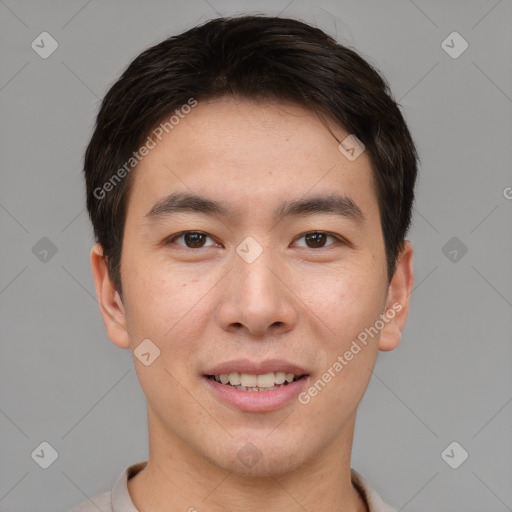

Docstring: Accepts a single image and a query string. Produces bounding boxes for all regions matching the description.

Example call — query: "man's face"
[96,97,410,476]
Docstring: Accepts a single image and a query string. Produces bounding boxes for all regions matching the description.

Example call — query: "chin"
[204,440,310,477]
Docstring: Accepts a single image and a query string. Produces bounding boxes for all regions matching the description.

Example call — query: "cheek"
[301,297,380,422]
[123,264,210,409]
[123,250,204,327]
[299,265,385,339]
[298,273,384,411]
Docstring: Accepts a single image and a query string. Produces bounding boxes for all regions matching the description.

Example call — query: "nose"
[215,248,298,338]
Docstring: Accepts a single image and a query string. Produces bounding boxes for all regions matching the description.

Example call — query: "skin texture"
[91,96,414,512]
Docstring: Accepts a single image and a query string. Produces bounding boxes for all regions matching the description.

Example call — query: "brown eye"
[167,231,217,248]
[294,232,339,249]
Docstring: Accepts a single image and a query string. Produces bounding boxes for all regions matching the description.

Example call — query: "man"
[75,14,417,512]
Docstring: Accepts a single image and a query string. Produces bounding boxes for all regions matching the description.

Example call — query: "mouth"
[205,372,308,392]
[202,361,310,412]
[202,359,310,412]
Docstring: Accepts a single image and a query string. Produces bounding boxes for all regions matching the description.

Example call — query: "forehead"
[126,96,379,229]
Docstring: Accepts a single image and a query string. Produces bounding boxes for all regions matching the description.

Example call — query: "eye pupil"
[185,232,205,248]
[305,232,327,248]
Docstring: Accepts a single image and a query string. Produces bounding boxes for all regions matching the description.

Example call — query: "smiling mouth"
[205,372,308,392]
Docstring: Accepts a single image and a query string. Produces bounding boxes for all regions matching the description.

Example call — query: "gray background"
[1,0,511,510]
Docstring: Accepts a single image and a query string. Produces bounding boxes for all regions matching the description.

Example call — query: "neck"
[128,410,368,512]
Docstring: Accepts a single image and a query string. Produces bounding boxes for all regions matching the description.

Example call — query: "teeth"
[228,372,240,385]
[240,373,257,387]
[257,373,275,387]
[212,371,299,388]
[275,372,286,384]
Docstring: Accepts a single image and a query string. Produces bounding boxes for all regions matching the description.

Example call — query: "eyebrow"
[144,191,365,224]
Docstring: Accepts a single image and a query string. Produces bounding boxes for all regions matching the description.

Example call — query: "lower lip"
[202,376,309,412]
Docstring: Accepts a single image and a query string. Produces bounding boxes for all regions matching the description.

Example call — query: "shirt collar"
[112,461,146,512]
[350,468,398,512]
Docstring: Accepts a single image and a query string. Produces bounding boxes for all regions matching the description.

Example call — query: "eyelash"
[165,231,346,250]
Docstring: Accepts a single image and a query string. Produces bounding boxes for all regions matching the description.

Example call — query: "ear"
[90,243,130,349]
[378,240,414,352]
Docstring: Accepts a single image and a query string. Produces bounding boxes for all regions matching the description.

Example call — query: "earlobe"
[378,240,414,352]
[90,243,131,349]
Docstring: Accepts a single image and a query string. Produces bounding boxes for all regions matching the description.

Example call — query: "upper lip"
[204,359,309,376]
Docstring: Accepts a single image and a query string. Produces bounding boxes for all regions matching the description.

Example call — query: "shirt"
[71,461,397,512]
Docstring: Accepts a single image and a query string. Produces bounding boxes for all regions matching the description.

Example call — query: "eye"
[165,230,345,250]
[166,231,219,249]
[293,231,342,249]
